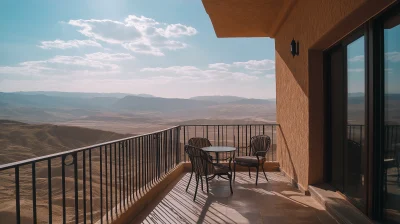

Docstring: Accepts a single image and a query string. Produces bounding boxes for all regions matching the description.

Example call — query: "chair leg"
[206,177,210,193]
[186,171,193,192]
[201,175,204,191]
[262,165,269,181]
[248,167,251,178]
[397,165,399,182]
[256,166,259,185]
[233,163,236,182]
[229,174,233,194]
[194,175,199,201]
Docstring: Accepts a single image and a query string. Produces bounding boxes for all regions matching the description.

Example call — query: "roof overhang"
[202,0,296,38]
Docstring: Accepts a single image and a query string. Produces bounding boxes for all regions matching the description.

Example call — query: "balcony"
[0,124,337,224]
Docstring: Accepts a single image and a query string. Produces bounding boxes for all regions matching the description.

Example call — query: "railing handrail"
[180,123,278,126]
[0,125,180,171]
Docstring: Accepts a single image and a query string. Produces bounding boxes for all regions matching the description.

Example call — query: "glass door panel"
[346,36,366,210]
[383,10,400,224]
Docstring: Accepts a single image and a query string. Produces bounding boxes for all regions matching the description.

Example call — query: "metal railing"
[181,124,278,161]
[0,126,181,224]
[0,124,279,224]
[347,124,400,155]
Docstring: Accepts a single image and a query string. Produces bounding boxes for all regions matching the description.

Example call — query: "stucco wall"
[275,0,395,190]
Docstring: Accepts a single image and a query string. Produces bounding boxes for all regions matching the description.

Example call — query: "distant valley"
[0,91,277,134]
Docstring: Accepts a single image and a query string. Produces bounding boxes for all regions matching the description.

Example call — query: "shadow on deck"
[134,172,337,224]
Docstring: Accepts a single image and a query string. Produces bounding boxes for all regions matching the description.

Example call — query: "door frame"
[324,26,367,212]
[324,2,400,220]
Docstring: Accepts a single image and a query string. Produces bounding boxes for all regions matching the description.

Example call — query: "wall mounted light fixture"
[290,38,299,57]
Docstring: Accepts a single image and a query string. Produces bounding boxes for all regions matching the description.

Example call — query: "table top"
[202,146,236,153]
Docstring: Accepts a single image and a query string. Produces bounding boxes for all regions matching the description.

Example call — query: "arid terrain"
[0,92,277,224]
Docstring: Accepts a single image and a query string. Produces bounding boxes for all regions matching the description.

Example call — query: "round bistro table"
[202,146,236,163]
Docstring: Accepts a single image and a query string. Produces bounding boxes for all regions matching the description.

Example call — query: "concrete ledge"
[309,184,372,224]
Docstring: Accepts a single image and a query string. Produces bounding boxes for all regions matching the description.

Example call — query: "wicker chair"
[233,135,271,185]
[188,137,212,148]
[185,145,233,201]
[186,137,213,192]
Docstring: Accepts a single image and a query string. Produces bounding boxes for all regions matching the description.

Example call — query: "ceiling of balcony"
[202,0,296,38]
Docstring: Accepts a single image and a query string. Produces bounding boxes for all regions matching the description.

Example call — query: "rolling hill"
[0,120,131,165]
[190,95,246,103]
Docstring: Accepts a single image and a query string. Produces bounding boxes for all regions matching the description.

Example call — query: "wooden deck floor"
[133,172,337,224]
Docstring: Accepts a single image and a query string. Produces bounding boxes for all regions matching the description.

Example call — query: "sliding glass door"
[326,32,367,212]
[382,9,400,223]
[326,3,400,222]
[346,36,367,210]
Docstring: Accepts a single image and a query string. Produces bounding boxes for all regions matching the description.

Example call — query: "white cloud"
[85,52,134,61]
[140,59,275,83]
[0,52,134,77]
[67,15,197,56]
[349,55,364,62]
[208,63,231,71]
[233,59,275,70]
[348,68,364,73]
[140,65,258,82]
[386,52,400,62]
[38,39,102,49]
[162,24,197,38]
[209,59,275,71]
[350,52,400,63]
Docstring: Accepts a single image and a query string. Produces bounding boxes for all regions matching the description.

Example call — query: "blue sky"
[0,0,276,99]
[347,25,400,95]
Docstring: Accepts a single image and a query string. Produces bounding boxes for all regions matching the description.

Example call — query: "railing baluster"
[121,142,125,210]
[74,153,79,224]
[218,125,220,146]
[48,159,52,224]
[114,142,117,215]
[119,142,122,212]
[100,146,103,223]
[141,136,144,193]
[15,166,20,224]
[32,162,37,224]
[118,143,122,213]
[105,145,108,222]
[139,137,142,195]
[62,156,66,224]
[110,144,113,221]
[89,150,93,223]
[183,126,186,161]
[129,139,132,202]
[83,151,87,224]
[136,138,139,199]
[272,125,275,161]
[237,125,240,156]
[246,125,248,155]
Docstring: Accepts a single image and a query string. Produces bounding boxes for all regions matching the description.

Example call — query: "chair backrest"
[184,145,213,176]
[347,139,362,173]
[250,135,271,157]
[188,137,212,148]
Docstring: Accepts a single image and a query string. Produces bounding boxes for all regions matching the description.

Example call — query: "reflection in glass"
[346,36,366,210]
[384,12,400,224]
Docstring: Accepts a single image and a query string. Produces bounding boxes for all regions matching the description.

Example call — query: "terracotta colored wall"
[275,0,395,190]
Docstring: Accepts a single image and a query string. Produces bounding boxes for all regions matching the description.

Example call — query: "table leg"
[216,152,219,163]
